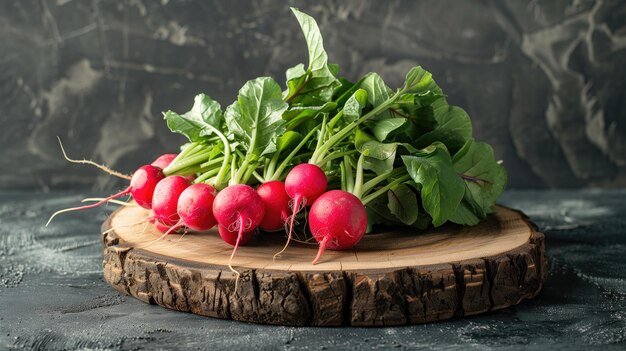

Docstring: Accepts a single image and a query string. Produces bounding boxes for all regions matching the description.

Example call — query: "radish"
[176,183,218,231]
[275,163,327,257]
[212,184,265,278]
[308,190,367,264]
[151,175,191,226]
[256,181,290,232]
[46,164,165,226]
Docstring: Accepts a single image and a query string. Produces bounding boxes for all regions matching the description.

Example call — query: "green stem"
[318,149,357,165]
[242,162,258,184]
[270,124,321,180]
[340,162,347,191]
[252,171,265,183]
[233,150,249,184]
[310,89,404,165]
[352,154,365,198]
[326,110,343,130]
[199,157,224,169]
[361,175,411,205]
[361,168,405,195]
[344,156,354,194]
[265,151,280,180]
[194,168,220,184]
[204,124,231,188]
[229,153,238,186]
[163,149,213,175]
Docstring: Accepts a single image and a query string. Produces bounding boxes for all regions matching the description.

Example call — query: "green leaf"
[403,66,441,95]
[414,103,472,154]
[343,89,367,123]
[291,8,329,72]
[366,118,407,141]
[163,94,223,142]
[450,139,507,224]
[402,143,465,226]
[361,73,392,106]
[224,77,288,157]
[286,8,340,103]
[366,195,402,226]
[277,131,302,152]
[448,193,484,226]
[387,183,419,225]
[355,128,397,175]
[286,63,306,82]
[283,101,336,122]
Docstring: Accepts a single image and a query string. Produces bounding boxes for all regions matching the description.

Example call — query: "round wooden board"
[102,205,547,326]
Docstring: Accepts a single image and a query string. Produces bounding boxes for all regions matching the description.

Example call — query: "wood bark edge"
[101,208,547,326]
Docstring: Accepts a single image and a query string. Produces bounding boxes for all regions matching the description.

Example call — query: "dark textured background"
[1,0,625,190]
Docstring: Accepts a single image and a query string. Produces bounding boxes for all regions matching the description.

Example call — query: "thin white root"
[82,198,134,206]
[229,216,245,293]
[229,250,242,293]
[273,196,303,261]
[57,136,132,180]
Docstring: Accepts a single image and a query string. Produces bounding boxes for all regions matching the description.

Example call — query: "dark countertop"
[1,189,625,350]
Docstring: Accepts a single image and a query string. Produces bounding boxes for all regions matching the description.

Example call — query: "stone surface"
[1,0,625,190]
[1,189,626,349]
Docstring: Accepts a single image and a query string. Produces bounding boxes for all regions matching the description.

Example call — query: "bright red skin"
[309,190,367,250]
[151,154,177,169]
[218,224,255,246]
[151,176,191,226]
[129,165,165,209]
[285,164,327,206]
[212,184,265,230]
[177,183,218,231]
[256,181,290,232]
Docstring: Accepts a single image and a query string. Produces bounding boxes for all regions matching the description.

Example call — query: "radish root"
[273,196,303,260]
[82,198,133,206]
[229,214,247,293]
[57,136,132,180]
[311,235,330,265]
[46,188,131,227]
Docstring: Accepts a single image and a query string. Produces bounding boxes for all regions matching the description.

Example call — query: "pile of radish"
[47,8,507,270]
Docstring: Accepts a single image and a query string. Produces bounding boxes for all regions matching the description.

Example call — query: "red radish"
[218,224,255,246]
[130,165,167,209]
[176,183,218,231]
[256,181,290,232]
[151,176,191,226]
[276,164,327,257]
[308,190,367,265]
[46,164,165,226]
[212,184,265,278]
[151,154,178,169]
[212,184,265,230]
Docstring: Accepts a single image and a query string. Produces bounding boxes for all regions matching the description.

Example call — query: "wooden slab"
[101,205,547,326]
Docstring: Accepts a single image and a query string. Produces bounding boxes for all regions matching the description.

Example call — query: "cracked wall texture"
[1,0,624,190]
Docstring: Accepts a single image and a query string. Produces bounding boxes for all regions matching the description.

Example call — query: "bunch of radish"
[47,8,507,273]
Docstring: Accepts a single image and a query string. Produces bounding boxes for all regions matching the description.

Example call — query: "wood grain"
[101,205,547,326]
